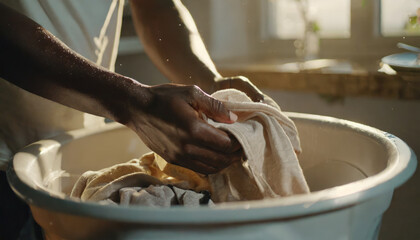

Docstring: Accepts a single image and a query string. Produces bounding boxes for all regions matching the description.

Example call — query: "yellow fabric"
[154,154,210,192]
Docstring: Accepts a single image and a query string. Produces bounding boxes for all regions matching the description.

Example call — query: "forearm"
[130,0,221,93]
[0,3,150,124]
[0,3,248,174]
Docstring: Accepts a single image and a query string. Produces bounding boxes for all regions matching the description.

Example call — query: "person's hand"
[126,83,242,175]
[213,76,264,102]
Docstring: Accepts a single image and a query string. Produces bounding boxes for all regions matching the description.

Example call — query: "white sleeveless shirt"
[0,0,125,170]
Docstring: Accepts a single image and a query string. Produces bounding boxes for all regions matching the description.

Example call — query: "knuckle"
[189,85,201,97]
[186,85,203,106]
[182,144,195,156]
[188,121,203,138]
[220,140,232,152]
[209,98,223,112]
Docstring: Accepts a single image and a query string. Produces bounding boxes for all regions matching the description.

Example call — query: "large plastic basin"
[7,113,417,240]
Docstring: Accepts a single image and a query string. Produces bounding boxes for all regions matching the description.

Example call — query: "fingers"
[230,76,264,102]
[189,119,242,152]
[142,84,245,175]
[183,88,240,153]
[168,85,241,152]
[182,87,243,174]
[189,85,237,123]
[215,76,265,102]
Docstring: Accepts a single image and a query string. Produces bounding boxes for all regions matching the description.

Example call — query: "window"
[266,0,350,39]
[381,0,420,36]
[260,0,420,60]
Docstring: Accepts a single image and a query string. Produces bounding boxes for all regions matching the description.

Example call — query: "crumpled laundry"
[70,89,309,205]
[117,185,212,207]
[70,154,213,206]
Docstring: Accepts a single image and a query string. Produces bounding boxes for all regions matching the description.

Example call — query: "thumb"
[192,87,237,123]
[214,76,264,102]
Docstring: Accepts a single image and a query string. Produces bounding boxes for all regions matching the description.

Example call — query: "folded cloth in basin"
[70,89,309,205]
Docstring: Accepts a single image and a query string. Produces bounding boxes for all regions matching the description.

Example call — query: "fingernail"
[229,111,238,122]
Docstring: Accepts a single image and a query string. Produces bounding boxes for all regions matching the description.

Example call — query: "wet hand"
[127,84,242,175]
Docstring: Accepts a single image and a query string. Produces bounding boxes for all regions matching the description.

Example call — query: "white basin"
[7,113,417,240]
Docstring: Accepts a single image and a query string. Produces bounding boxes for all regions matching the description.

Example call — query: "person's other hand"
[127,84,242,175]
[213,76,264,102]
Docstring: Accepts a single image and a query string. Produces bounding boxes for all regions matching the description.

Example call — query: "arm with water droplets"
[0,2,241,174]
[130,0,264,102]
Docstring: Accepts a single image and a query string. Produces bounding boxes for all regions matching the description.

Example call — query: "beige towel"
[70,89,309,205]
[205,89,309,202]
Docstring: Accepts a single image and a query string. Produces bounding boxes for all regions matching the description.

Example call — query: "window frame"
[259,0,420,60]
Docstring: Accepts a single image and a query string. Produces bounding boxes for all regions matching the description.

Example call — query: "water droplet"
[166,59,169,62]
[158,38,162,41]
[403,36,406,39]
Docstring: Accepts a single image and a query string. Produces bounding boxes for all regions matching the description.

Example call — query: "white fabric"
[0,0,124,170]
[207,89,310,202]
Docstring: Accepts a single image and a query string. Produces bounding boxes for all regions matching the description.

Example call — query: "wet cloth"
[206,89,309,202]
